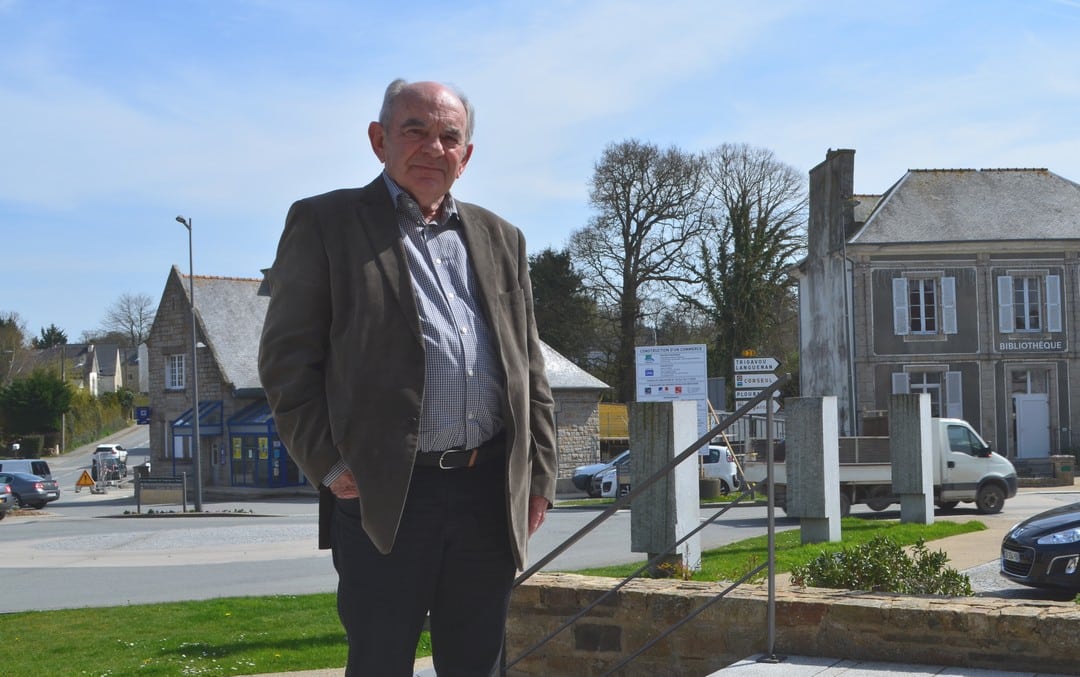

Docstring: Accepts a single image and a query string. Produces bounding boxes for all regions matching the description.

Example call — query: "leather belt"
[415,433,505,470]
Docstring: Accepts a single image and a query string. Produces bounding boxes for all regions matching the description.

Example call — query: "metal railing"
[506,374,790,675]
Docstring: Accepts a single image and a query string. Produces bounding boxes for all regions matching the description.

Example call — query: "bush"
[789,535,973,596]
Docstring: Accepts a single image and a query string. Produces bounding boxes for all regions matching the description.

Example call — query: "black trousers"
[331,458,516,676]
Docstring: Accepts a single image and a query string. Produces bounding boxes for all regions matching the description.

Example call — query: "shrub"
[789,535,973,596]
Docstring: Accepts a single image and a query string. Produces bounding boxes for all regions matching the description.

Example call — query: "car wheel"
[936,501,959,511]
[31,502,46,510]
[718,480,731,496]
[0,510,5,520]
[975,484,1005,514]
[839,492,852,517]
[13,493,25,508]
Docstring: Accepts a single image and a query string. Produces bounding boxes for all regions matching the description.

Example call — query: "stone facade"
[507,573,1080,676]
[554,390,603,479]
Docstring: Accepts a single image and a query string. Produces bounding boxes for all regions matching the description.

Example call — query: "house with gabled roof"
[798,149,1080,469]
[7,342,123,396]
[145,265,609,491]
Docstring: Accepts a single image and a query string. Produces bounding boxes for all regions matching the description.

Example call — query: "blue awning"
[171,400,224,435]
[227,400,277,435]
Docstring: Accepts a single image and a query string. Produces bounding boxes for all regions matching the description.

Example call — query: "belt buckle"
[438,448,478,470]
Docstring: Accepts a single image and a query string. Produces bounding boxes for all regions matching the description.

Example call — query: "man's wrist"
[322,460,350,488]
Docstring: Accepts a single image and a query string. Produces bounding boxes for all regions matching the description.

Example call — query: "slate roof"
[849,168,1080,245]
[540,342,609,390]
[181,270,607,394]
[180,272,268,393]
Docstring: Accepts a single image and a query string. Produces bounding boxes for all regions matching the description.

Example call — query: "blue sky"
[3,0,1080,340]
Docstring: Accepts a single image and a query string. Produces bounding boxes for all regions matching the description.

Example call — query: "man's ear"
[368,121,386,163]
[456,143,474,178]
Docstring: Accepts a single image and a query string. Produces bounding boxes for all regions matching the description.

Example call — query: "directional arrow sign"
[733,357,780,372]
[735,389,763,399]
[736,398,782,415]
[735,373,778,388]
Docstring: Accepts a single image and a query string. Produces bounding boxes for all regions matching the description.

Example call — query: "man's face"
[369,83,473,214]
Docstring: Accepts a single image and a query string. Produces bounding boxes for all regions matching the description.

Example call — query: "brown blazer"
[258,177,558,569]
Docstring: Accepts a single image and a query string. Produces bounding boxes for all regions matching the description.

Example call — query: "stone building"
[145,265,608,491]
[798,149,1080,469]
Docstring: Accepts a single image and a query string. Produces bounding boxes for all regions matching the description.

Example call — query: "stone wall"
[554,390,602,479]
[506,573,1080,676]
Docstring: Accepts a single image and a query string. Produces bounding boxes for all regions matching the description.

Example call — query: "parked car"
[700,444,742,495]
[0,471,61,509]
[590,451,633,499]
[1000,500,1080,591]
[0,458,52,479]
[573,450,629,497]
[586,446,743,499]
[0,482,13,519]
[93,443,128,464]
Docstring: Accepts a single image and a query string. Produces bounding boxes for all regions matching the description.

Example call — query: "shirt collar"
[381,172,459,227]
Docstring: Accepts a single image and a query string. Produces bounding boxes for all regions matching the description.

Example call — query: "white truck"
[743,417,1018,516]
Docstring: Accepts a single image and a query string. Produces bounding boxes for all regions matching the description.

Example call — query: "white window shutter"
[892,372,910,394]
[997,276,1015,333]
[945,371,963,419]
[893,278,910,336]
[941,276,957,334]
[1046,275,1062,332]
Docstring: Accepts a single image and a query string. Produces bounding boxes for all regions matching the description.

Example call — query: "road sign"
[76,470,95,487]
[733,357,780,372]
[735,373,778,388]
[735,398,782,415]
[735,389,763,400]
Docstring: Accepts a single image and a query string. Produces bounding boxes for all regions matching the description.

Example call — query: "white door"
[1014,394,1050,458]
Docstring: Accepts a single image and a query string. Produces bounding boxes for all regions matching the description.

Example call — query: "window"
[946,424,985,456]
[892,276,956,336]
[997,274,1061,333]
[166,354,185,390]
[892,369,963,419]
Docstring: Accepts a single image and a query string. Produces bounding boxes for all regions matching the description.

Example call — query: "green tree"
[529,247,597,366]
[32,324,68,349]
[0,370,73,434]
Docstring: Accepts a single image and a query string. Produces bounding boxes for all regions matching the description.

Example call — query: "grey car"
[0,471,61,509]
[0,481,13,518]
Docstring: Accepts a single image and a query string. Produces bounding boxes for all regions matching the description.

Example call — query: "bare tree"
[570,139,706,402]
[102,293,156,347]
[0,311,27,386]
[686,143,807,386]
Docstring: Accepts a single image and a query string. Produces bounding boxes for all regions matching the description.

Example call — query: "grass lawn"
[0,593,432,676]
[0,518,982,675]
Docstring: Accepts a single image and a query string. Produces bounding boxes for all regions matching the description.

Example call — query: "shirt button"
[448,292,456,299]
[460,327,468,334]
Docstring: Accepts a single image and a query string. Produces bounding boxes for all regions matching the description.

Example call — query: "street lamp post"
[176,215,203,512]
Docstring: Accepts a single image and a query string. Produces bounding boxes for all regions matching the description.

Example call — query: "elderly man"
[258,79,557,676]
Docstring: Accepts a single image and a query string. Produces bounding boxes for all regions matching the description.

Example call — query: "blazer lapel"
[355,179,423,343]
[458,204,503,342]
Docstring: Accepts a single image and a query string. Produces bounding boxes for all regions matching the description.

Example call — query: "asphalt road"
[2,427,1077,613]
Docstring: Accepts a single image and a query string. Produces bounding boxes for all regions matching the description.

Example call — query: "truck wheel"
[865,487,892,512]
[975,485,1005,514]
[839,493,852,517]
[936,501,959,511]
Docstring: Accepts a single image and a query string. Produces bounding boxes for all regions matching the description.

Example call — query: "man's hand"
[328,469,359,499]
[528,494,549,536]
